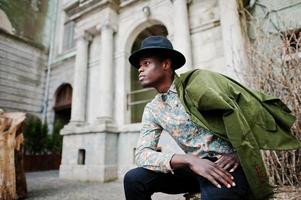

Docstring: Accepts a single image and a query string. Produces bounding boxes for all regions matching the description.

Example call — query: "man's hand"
[189,156,235,189]
[215,153,240,172]
[170,154,235,189]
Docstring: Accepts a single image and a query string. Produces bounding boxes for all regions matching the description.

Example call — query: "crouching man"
[123,36,301,200]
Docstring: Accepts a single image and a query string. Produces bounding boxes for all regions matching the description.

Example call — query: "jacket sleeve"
[135,104,174,173]
[251,90,296,129]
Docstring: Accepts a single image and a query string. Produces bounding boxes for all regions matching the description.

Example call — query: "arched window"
[128,24,168,123]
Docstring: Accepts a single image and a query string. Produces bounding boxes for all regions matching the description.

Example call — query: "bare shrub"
[241,10,301,186]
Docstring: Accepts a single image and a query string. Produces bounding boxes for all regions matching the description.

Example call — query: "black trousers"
[123,166,251,200]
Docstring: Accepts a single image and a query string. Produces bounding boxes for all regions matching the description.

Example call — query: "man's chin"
[140,81,151,88]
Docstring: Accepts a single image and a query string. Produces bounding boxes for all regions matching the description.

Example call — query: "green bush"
[50,120,63,154]
[23,116,64,155]
[23,115,48,155]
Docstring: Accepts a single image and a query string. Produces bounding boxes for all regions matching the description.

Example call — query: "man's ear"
[162,59,172,70]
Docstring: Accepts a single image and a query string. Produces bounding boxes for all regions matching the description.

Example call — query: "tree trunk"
[0,111,27,200]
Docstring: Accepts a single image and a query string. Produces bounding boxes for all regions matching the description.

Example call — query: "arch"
[119,14,174,55]
[0,9,13,34]
[53,83,72,126]
[54,83,73,110]
[131,24,168,52]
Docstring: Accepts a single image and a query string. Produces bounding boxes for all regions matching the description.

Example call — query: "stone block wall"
[59,125,119,182]
[0,31,46,117]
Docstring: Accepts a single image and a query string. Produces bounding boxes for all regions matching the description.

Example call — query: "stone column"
[219,0,249,80]
[172,0,193,72]
[95,22,116,124]
[70,32,91,125]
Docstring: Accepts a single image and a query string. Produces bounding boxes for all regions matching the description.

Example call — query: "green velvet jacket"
[174,69,301,199]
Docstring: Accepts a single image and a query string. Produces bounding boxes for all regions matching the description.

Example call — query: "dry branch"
[240,8,301,186]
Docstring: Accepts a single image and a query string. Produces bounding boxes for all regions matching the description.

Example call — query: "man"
[123,36,301,200]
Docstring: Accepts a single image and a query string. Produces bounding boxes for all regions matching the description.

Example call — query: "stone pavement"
[25,170,184,200]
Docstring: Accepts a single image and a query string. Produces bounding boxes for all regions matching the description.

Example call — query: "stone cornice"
[190,19,220,34]
[64,0,119,21]
[119,0,140,8]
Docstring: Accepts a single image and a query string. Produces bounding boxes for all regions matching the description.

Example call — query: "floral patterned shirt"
[135,84,234,173]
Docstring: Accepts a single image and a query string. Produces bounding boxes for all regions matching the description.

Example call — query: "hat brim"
[129,47,186,70]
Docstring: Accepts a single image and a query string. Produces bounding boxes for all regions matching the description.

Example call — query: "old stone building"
[1,0,300,182]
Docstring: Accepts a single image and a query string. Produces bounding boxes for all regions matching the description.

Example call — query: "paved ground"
[25,170,184,200]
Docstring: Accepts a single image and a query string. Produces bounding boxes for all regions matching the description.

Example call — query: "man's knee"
[124,167,153,189]
[124,167,154,198]
[124,168,141,186]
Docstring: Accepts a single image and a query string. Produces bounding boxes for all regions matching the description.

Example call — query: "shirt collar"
[168,83,177,93]
[160,82,177,101]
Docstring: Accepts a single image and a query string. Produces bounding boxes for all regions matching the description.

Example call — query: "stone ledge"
[118,123,141,133]
[0,28,46,51]
[61,121,143,135]
[61,122,118,135]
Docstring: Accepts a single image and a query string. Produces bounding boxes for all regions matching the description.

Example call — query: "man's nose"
[138,66,143,73]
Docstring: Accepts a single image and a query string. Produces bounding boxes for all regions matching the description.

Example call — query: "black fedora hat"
[129,36,186,70]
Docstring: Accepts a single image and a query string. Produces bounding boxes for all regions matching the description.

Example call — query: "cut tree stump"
[0,111,27,200]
